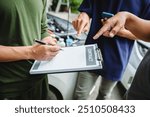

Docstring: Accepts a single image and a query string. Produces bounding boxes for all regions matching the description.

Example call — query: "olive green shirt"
[0,0,50,99]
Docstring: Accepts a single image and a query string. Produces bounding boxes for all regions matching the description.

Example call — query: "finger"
[101,19,106,25]
[53,38,57,42]
[44,51,59,61]
[103,31,111,37]
[49,45,61,52]
[101,19,104,24]
[45,37,57,45]
[77,20,85,35]
[42,37,56,45]
[72,19,79,31]
[44,51,58,60]
[104,17,108,21]
[93,23,112,39]
[49,39,57,45]
[72,20,78,30]
[109,22,123,38]
[50,51,59,57]
[83,23,90,32]
[48,29,53,34]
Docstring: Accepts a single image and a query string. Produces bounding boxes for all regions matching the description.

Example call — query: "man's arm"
[126,12,150,41]
[93,12,150,42]
[0,44,60,62]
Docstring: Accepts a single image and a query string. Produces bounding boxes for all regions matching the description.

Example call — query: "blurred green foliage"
[70,0,83,13]
[51,0,83,13]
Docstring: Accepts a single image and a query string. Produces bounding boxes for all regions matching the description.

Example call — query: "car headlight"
[137,41,149,57]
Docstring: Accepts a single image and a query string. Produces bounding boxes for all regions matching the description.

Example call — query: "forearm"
[0,37,60,62]
[126,12,150,42]
[0,46,32,62]
[117,28,137,40]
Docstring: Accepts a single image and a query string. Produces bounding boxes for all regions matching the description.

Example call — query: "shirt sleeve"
[41,0,50,39]
[78,0,93,17]
[140,0,150,19]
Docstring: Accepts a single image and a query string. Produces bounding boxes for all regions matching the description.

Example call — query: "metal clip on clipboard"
[96,48,103,67]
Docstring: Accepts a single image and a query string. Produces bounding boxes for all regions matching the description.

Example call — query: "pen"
[35,39,46,45]
[35,39,63,50]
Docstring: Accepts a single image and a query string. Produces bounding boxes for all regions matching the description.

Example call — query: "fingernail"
[109,33,114,38]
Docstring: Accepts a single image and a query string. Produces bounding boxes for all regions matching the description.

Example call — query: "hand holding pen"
[30,39,61,61]
[35,39,63,50]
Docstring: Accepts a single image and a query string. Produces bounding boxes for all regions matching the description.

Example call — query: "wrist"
[124,12,133,27]
[26,46,35,60]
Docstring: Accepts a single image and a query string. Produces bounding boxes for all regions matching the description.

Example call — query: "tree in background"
[70,0,83,13]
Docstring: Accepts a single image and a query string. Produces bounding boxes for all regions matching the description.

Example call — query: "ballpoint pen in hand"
[35,39,63,50]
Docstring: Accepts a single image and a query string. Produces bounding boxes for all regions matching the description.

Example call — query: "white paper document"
[30,44,103,74]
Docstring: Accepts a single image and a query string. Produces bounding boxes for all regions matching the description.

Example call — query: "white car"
[121,40,150,89]
[48,72,78,100]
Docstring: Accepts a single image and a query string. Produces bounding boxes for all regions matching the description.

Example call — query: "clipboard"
[30,44,103,74]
